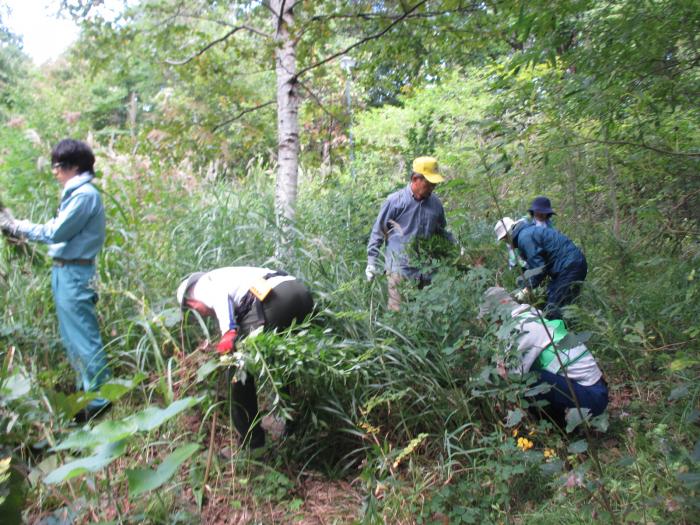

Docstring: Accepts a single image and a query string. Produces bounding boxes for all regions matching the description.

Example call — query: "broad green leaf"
[505,408,524,428]
[556,331,592,351]
[28,455,59,487]
[668,385,690,401]
[524,382,552,397]
[131,396,204,432]
[196,360,220,383]
[568,439,588,454]
[540,459,563,476]
[54,419,139,451]
[99,376,145,402]
[45,391,90,419]
[54,396,203,452]
[44,441,126,484]
[591,412,609,432]
[565,407,591,433]
[0,370,31,401]
[127,443,200,498]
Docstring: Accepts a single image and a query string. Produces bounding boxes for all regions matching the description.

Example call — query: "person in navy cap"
[528,196,555,229]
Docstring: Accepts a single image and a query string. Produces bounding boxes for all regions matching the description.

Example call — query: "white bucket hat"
[494,217,515,241]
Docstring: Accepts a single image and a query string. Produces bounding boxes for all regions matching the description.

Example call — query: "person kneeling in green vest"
[479,287,608,428]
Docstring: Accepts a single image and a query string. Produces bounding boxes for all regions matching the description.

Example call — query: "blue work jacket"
[16,173,105,260]
[512,221,585,288]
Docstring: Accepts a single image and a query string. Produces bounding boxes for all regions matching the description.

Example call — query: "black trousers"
[227,279,314,447]
[545,259,588,320]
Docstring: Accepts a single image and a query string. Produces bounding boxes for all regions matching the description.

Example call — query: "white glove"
[514,288,529,302]
[0,209,18,234]
[365,264,379,282]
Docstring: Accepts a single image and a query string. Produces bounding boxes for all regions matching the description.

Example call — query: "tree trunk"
[605,146,620,239]
[127,91,138,138]
[271,0,300,247]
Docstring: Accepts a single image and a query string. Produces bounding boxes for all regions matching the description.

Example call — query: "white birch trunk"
[271,0,300,246]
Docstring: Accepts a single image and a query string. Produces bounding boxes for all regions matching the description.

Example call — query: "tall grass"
[1,146,698,523]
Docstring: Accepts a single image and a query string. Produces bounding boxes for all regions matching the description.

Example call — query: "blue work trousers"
[52,264,110,409]
[533,370,608,428]
[546,259,588,319]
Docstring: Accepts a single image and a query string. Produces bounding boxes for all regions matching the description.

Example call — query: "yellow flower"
[359,422,380,435]
[512,429,519,437]
[516,437,534,451]
[543,448,556,459]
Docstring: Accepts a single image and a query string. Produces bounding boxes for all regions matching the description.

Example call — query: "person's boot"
[247,426,266,449]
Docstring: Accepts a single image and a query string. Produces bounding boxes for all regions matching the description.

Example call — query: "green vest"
[535,318,568,371]
[517,315,590,374]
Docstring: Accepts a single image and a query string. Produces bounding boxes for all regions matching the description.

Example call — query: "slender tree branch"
[177,14,251,29]
[293,5,479,46]
[306,7,479,23]
[565,136,700,158]
[276,0,287,34]
[260,0,277,17]
[165,25,272,65]
[212,100,276,132]
[297,80,341,121]
[293,0,430,81]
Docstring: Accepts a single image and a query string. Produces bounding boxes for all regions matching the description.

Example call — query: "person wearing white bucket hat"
[494,216,587,319]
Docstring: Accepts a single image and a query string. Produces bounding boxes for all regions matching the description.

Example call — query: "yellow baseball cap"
[412,156,444,183]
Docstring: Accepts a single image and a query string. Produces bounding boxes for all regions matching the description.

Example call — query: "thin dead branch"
[212,100,276,132]
[565,136,700,158]
[297,80,341,121]
[166,25,272,65]
[293,0,430,81]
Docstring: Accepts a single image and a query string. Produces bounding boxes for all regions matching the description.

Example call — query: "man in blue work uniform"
[0,139,111,422]
[495,216,587,320]
[366,156,455,311]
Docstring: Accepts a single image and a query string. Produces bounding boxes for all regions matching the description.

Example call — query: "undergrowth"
[1,153,698,524]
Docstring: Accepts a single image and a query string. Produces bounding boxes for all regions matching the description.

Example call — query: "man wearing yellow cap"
[366,156,455,311]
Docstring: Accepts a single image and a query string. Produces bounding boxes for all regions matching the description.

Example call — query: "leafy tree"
[0,23,29,112]
[62,1,517,247]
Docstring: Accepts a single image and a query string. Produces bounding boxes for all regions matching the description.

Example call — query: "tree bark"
[271,0,300,242]
[127,91,138,138]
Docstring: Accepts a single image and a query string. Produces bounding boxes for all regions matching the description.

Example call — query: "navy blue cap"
[528,196,555,215]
